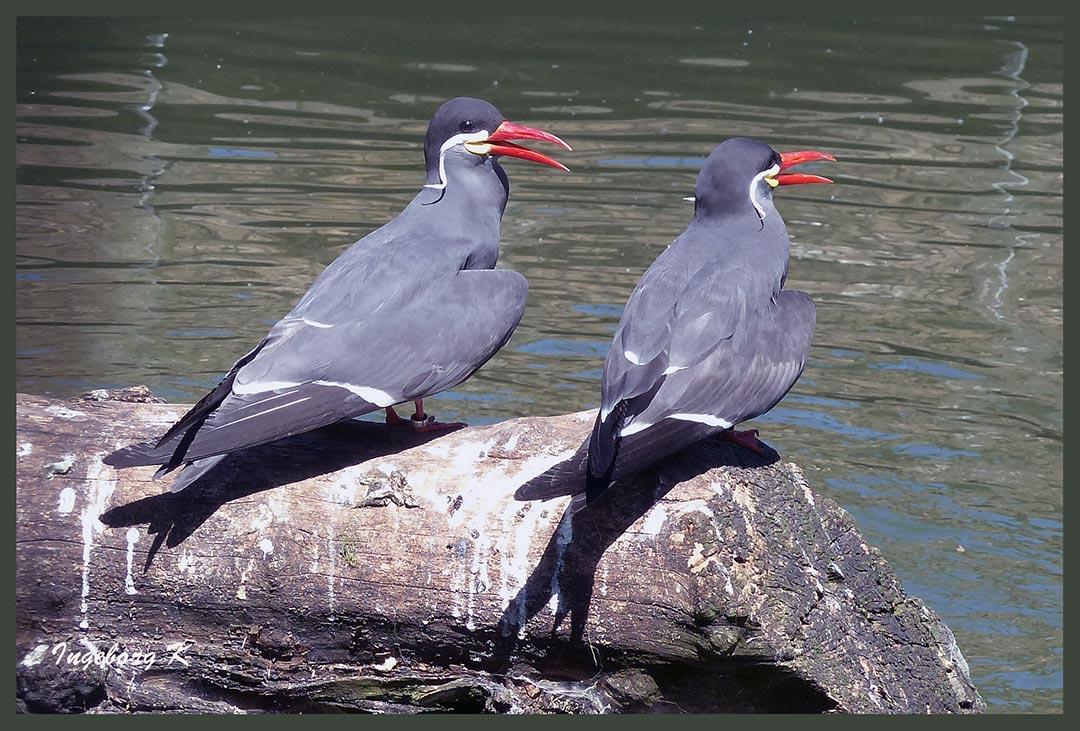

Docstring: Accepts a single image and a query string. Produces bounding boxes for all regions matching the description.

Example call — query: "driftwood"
[15,389,983,714]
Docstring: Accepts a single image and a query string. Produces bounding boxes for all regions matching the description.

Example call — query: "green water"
[15,17,1062,713]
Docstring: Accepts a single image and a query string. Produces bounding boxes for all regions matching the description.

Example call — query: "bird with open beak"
[106,97,570,492]
[517,137,835,509]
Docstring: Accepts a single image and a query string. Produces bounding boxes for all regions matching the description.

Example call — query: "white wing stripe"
[233,379,397,408]
[232,389,303,411]
[618,410,736,438]
[669,413,733,428]
[212,397,313,431]
[233,379,303,395]
[313,381,397,407]
[619,420,652,437]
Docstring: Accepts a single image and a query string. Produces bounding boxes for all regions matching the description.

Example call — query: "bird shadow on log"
[492,435,779,671]
[99,419,454,570]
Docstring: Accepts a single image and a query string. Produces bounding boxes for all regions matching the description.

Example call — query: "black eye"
[459,120,477,133]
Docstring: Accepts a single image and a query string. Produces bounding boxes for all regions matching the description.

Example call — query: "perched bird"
[516,137,833,507]
[105,97,570,491]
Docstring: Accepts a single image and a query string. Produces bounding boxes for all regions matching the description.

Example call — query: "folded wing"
[105,268,527,471]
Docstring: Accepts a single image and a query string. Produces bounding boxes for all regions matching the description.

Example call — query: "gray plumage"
[106,97,569,490]
[517,137,831,506]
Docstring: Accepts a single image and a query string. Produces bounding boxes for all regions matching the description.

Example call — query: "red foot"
[719,428,769,455]
[409,417,467,434]
[384,406,466,433]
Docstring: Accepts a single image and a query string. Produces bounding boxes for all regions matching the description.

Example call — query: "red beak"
[485,120,572,172]
[776,150,835,185]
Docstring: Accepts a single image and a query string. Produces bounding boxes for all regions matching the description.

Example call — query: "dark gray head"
[693,137,834,223]
[422,97,571,189]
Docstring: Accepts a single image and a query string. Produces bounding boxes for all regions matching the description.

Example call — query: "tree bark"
[16,390,983,714]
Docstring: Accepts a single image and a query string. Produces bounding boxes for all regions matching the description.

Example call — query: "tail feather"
[103,342,266,470]
[585,404,627,502]
[152,340,267,449]
[514,417,721,505]
[513,441,588,501]
[166,454,228,492]
[105,440,169,469]
[104,410,217,470]
[609,419,719,481]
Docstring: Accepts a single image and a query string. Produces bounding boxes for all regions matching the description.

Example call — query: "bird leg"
[384,402,466,433]
[719,427,769,455]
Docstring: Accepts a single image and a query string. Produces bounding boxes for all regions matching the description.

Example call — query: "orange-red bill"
[776,149,835,185]
[487,120,572,171]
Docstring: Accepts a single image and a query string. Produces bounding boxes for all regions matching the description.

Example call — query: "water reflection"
[16,17,1061,712]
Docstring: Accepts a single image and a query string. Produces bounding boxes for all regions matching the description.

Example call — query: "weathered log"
[15,390,983,714]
